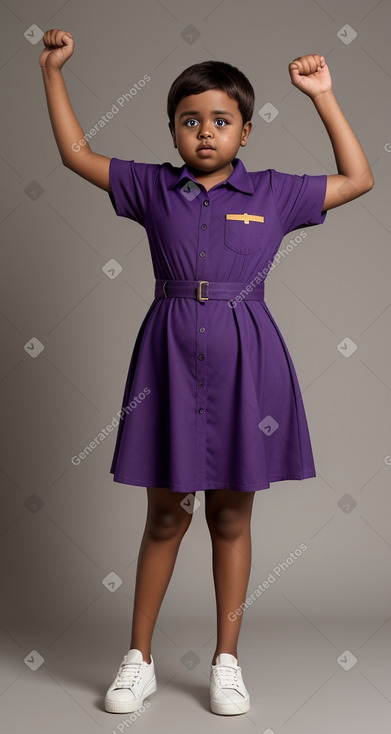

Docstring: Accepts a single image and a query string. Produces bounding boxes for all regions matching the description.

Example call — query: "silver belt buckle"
[197,280,209,301]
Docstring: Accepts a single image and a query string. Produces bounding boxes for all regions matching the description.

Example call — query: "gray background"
[1,0,391,732]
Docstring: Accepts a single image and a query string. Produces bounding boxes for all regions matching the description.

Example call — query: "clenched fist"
[39,29,74,70]
[289,54,332,98]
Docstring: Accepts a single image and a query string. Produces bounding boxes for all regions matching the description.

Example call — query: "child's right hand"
[39,29,74,70]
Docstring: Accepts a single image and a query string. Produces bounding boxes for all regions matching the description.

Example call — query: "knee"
[147,508,192,542]
[206,507,248,542]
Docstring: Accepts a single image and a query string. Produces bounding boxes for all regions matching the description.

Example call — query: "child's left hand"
[289,54,332,98]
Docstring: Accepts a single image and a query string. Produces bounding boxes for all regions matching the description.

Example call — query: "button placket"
[195,195,211,485]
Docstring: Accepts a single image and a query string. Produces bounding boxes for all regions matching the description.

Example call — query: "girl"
[39,30,373,717]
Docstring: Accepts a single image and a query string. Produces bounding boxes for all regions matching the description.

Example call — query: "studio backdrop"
[0,1,390,733]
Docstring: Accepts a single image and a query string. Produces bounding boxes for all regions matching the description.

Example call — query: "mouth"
[196,146,215,155]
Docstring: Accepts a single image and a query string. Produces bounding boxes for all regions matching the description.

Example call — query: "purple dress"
[108,156,327,492]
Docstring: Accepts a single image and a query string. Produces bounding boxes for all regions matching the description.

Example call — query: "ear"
[168,121,177,148]
[240,121,252,146]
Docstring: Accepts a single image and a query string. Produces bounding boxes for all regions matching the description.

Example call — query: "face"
[169,89,252,175]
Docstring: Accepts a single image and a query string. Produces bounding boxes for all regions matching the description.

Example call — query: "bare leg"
[205,489,255,665]
[129,487,195,663]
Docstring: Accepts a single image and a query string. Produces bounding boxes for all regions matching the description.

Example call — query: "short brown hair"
[167,60,254,133]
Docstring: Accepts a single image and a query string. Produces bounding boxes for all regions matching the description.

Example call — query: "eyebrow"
[178,109,235,119]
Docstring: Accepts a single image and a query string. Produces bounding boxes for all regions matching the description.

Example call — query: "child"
[40,30,373,717]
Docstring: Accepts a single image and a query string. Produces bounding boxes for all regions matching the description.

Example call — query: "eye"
[184,118,229,127]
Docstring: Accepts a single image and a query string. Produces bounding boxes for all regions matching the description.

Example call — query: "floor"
[1,616,390,734]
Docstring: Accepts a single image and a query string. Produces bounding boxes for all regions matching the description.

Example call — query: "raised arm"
[288,54,374,211]
[40,29,111,192]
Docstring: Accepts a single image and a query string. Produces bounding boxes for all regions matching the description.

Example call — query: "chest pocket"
[224,213,265,255]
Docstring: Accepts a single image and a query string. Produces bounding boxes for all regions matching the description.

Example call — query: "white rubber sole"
[104,676,157,713]
[210,694,250,715]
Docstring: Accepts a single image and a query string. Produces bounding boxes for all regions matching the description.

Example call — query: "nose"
[199,128,212,139]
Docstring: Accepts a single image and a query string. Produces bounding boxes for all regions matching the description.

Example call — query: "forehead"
[175,89,240,116]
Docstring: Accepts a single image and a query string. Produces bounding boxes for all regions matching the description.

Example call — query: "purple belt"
[154,279,265,302]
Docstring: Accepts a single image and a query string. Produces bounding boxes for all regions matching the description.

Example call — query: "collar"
[167,157,254,194]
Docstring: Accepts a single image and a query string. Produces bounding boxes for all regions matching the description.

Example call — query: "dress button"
[199,408,204,414]
[199,250,206,257]
[203,200,209,206]
[198,380,205,387]
[201,223,207,230]
[198,353,204,360]
[199,326,205,333]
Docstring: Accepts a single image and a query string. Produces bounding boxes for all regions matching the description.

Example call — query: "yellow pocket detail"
[225,213,264,224]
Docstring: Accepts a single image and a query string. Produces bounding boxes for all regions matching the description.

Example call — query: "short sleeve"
[269,169,328,236]
[108,158,160,226]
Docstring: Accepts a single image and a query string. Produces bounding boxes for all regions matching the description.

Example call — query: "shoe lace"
[115,661,142,689]
[215,664,240,689]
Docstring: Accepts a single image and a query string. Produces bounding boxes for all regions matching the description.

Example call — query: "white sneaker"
[104,648,157,713]
[210,653,250,715]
